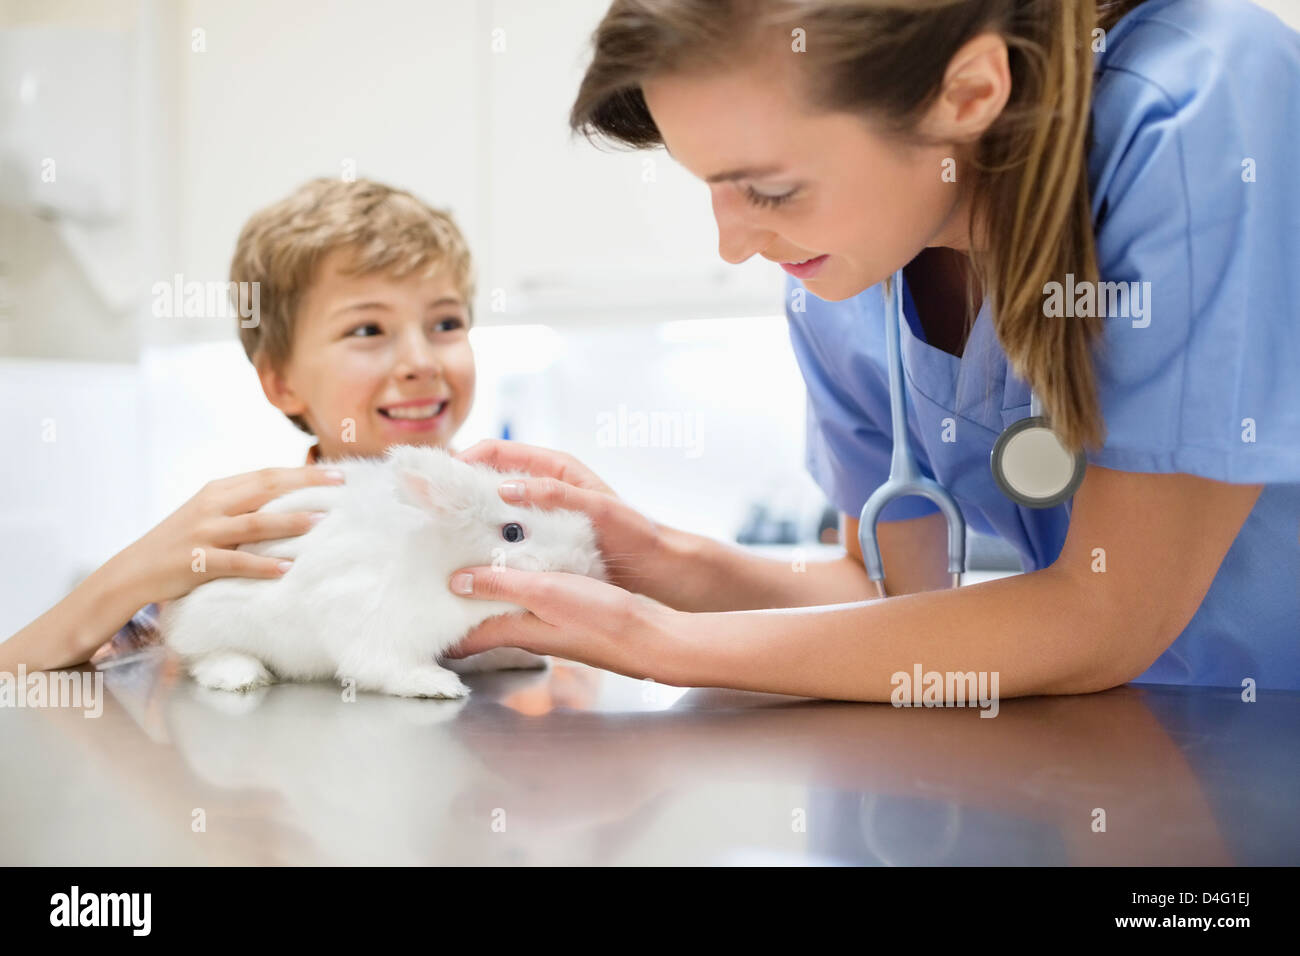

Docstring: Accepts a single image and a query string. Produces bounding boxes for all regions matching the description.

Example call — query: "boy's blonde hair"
[232,177,475,435]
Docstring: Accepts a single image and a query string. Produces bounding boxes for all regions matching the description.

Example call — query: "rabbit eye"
[501,522,525,543]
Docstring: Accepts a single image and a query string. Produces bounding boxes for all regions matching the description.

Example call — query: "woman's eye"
[348,323,381,338]
[743,184,798,209]
[435,316,465,332]
[501,522,525,543]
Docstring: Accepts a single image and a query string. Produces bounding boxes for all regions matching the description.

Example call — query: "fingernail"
[308,511,327,525]
[450,572,474,595]
[277,561,293,574]
[322,469,345,482]
[499,480,525,502]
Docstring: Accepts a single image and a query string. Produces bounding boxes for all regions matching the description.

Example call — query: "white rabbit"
[160,444,606,699]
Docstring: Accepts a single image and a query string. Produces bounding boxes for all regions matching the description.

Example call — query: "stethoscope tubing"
[856,268,1086,596]
[857,269,967,596]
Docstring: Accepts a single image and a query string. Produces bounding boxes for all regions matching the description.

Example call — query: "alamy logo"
[0,666,103,717]
[151,273,260,327]
[595,404,703,459]
[891,664,1000,718]
[50,886,151,936]
[1042,273,1151,328]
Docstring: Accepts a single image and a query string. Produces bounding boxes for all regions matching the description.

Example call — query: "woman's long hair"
[571,0,1147,453]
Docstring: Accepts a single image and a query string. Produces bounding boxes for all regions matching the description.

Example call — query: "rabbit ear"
[389,445,476,520]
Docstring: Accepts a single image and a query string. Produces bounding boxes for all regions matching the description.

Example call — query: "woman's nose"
[711,187,771,265]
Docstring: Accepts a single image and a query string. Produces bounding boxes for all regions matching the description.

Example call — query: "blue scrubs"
[785,0,1300,690]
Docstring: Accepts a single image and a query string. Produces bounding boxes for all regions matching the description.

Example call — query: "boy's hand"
[118,466,346,604]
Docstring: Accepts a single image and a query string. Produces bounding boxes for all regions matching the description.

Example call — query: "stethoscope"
[857,269,1087,598]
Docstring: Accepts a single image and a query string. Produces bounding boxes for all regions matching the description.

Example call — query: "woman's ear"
[922,31,1012,144]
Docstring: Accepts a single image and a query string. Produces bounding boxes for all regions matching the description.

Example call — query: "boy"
[237,178,477,464]
[1,178,480,670]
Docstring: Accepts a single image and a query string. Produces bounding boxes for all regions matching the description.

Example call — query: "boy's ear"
[254,352,307,418]
[389,445,476,522]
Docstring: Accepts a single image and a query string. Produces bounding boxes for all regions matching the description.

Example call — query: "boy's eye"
[742,183,798,210]
[345,316,463,338]
[501,522,525,543]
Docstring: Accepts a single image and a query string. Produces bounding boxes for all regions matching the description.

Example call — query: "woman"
[447,0,1300,699]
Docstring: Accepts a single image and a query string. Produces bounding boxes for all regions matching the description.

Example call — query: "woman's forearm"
[646,525,873,612]
[0,551,152,672]
[670,564,1145,700]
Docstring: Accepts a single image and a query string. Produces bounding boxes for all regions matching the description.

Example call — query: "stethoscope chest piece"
[989,415,1086,509]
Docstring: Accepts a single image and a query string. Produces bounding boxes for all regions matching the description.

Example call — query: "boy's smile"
[259,247,475,459]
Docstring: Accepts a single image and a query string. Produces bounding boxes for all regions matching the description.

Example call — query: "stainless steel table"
[2,647,1296,865]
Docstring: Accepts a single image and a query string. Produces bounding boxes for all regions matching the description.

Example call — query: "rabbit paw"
[380,665,470,700]
[190,651,274,693]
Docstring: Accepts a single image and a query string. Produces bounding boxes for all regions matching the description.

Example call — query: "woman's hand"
[120,465,346,604]
[444,565,688,686]
[455,440,672,599]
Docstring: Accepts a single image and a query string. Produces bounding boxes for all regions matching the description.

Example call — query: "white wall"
[0,358,146,637]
